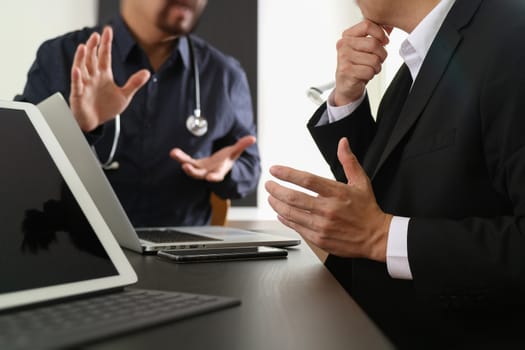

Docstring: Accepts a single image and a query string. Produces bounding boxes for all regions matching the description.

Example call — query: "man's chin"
[159,5,197,35]
[158,18,194,36]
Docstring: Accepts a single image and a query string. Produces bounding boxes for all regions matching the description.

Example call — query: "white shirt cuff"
[316,90,366,126]
[325,90,366,124]
[386,216,413,280]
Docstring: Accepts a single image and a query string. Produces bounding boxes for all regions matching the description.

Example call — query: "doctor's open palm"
[69,26,150,132]
[170,135,256,182]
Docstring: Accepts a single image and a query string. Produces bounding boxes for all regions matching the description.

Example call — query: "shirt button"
[152,76,158,83]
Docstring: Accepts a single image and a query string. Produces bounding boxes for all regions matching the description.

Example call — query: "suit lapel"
[363,64,411,175]
[370,0,484,180]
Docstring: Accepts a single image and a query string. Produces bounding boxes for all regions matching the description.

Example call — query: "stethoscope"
[306,81,335,106]
[93,35,207,171]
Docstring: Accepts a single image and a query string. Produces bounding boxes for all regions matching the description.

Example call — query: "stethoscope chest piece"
[186,109,208,137]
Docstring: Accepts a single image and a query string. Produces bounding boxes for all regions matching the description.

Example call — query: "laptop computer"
[0,99,239,349]
[37,93,300,254]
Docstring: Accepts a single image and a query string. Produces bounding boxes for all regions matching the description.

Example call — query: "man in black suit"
[266,0,525,347]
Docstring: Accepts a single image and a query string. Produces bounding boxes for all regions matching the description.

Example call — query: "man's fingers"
[265,180,317,212]
[347,49,384,69]
[205,171,225,182]
[267,194,315,229]
[342,37,388,62]
[383,25,394,35]
[343,20,390,45]
[276,215,340,253]
[276,215,319,244]
[268,194,340,252]
[230,135,256,159]
[181,163,207,179]
[121,69,151,97]
[170,148,197,165]
[98,26,113,71]
[269,165,341,197]
[72,44,87,80]
[338,36,388,61]
[70,45,88,98]
[85,32,100,76]
[70,67,84,98]
[337,137,367,186]
[341,50,385,74]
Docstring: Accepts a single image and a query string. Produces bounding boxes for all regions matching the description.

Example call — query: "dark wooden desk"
[85,221,394,350]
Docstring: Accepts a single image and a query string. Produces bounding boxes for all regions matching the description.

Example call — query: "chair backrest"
[210,192,230,226]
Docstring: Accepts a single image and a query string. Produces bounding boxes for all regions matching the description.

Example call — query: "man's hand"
[334,20,391,106]
[69,26,151,131]
[265,138,392,262]
[170,135,256,182]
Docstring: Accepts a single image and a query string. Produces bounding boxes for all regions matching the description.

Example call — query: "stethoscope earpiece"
[306,81,335,106]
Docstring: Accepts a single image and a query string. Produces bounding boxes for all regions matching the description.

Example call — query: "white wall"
[0,0,97,100]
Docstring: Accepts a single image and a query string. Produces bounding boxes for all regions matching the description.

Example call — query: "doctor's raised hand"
[265,138,392,262]
[69,26,151,132]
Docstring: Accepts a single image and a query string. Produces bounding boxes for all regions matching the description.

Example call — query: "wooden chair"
[210,192,230,226]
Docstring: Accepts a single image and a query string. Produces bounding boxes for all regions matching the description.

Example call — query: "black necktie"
[363,63,413,176]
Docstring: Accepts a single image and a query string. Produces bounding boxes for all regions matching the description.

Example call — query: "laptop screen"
[0,108,119,295]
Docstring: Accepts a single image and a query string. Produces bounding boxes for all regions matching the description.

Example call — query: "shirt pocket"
[402,128,456,160]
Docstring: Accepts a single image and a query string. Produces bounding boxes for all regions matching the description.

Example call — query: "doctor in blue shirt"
[17,0,260,227]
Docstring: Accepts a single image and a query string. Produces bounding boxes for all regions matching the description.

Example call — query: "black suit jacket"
[308,0,525,347]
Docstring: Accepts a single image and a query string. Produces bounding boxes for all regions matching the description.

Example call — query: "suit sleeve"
[208,64,261,199]
[307,95,376,183]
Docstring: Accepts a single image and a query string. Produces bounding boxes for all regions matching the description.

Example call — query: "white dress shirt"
[320,0,457,279]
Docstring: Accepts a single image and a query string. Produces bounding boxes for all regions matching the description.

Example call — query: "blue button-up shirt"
[17,16,261,226]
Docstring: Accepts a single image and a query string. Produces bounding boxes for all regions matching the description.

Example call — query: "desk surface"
[86,221,393,350]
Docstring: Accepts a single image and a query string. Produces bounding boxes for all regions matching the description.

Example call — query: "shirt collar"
[112,15,191,69]
[400,0,456,81]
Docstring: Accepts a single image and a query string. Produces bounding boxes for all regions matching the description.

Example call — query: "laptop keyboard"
[0,288,239,350]
[136,228,220,243]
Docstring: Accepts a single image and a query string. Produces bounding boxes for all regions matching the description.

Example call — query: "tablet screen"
[0,108,119,295]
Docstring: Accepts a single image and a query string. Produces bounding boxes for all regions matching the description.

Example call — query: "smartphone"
[157,246,288,263]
